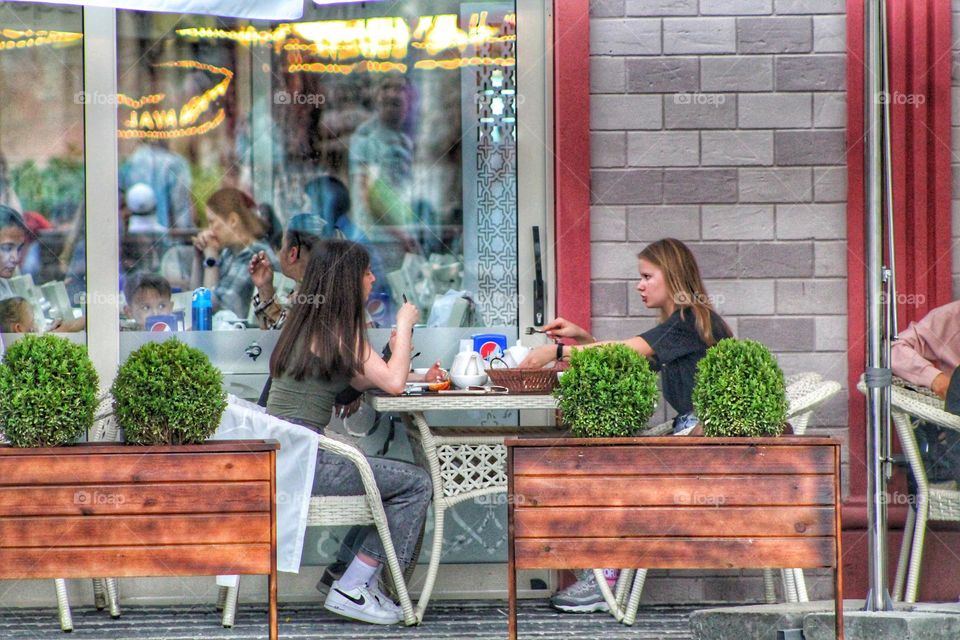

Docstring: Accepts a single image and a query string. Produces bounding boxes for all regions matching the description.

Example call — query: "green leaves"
[0,335,99,447]
[111,339,226,445]
[553,343,659,437]
[692,338,787,437]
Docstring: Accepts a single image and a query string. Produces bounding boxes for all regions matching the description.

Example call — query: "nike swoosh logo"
[334,588,365,606]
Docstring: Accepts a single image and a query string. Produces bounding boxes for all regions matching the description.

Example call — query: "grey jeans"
[313,449,432,568]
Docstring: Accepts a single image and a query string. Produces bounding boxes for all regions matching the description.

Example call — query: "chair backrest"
[785,373,842,435]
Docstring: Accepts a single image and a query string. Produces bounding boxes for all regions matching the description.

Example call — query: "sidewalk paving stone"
[0,601,699,639]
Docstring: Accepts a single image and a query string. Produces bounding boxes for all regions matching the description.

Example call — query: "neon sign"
[175,11,516,73]
[118,60,232,140]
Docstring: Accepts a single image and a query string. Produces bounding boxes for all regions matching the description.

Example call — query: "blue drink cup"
[192,287,212,331]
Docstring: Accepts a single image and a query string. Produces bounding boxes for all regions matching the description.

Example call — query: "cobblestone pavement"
[0,601,698,639]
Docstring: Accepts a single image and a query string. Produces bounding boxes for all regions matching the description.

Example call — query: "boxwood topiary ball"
[692,338,788,437]
[112,339,226,445]
[554,343,659,437]
[0,334,99,447]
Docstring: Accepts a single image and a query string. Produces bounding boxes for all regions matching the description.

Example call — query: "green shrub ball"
[692,338,788,437]
[0,335,99,447]
[112,339,226,445]
[554,343,659,437]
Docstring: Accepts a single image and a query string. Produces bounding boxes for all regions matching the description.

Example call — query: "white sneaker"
[369,578,403,617]
[324,579,403,625]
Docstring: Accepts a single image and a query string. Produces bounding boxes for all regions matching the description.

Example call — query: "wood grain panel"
[514,537,836,570]
[514,475,835,507]
[513,445,834,476]
[0,453,271,485]
[513,506,835,538]
[0,482,271,516]
[0,514,271,547]
[0,544,272,579]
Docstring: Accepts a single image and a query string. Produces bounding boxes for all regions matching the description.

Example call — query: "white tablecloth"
[213,397,320,585]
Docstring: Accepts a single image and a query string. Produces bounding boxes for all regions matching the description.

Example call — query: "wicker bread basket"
[485,367,562,394]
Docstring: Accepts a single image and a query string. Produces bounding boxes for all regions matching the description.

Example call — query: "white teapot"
[451,350,485,377]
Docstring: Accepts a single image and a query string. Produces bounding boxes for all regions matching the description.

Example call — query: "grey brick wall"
[587,3,848,603]
[588,1,849,504]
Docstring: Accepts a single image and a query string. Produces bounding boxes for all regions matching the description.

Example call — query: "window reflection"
[0,3,85,335]
[118,1,517,335]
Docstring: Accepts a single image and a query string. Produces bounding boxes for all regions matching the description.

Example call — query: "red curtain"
[846,0,953,496]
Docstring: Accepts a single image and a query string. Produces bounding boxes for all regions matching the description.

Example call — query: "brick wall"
[587,0,847,603]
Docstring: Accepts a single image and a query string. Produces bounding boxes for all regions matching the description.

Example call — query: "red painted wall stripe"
[553,0,592,331]
[846,0,953,499]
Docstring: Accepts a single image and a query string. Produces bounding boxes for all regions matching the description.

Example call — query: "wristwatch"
[203,256,219,268]
[556,343,565,361]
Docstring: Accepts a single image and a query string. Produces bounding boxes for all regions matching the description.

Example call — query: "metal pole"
[863,0,893,612]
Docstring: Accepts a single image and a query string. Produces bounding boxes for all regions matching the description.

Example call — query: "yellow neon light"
[119,108,225,140]
[176,12,514,65]
[414,56,515,71]
[0,29,83,50]
[288,60,408,75]
[118,60,232,139]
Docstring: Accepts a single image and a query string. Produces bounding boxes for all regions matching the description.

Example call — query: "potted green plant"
[691,338,788,437]
[553,343,659,437]
[0,337,279,638]
[111,338,227,445]
[0,334,98,447]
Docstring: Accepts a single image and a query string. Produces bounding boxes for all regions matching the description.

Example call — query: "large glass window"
[0,3,85,340]
[116,1,519,335]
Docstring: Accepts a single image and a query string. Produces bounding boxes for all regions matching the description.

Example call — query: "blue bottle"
[191,287,212,331]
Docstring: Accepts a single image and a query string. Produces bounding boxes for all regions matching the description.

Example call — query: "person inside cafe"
[519,237,733,613]
[267,238,442,625]
[192,188,278,319]
[0,204,28,301]
[122,272,173,331]
[0,296,36,334]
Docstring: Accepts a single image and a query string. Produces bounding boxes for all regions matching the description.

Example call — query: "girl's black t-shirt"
[640,308,732,415]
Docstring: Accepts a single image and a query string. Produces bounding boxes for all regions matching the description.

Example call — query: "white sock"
[338,556,378,591]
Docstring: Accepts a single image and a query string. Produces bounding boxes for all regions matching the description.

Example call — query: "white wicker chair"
[609,373,842,625]
[219,428,417,627]
[856,374,960,602]
[54,393,122,632]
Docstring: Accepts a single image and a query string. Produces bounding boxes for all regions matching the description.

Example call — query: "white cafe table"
[367,391,560,621]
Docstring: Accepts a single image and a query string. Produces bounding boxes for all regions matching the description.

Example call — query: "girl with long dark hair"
[268,239,436,625]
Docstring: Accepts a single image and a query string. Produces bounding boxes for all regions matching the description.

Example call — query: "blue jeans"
[313,449,432,568]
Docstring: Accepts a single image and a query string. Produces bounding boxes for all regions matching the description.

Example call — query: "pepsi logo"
[477,341,503,359]
[149,321,173,332]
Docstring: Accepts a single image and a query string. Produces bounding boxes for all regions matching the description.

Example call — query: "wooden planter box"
[0,440,279,639]
[506,437,843,640]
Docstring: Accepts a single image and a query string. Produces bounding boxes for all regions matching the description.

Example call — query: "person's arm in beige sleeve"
[891,301,960,399]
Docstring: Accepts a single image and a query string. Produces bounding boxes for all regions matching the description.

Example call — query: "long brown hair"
[638,238,730,346]
[206,188,265,240]
[270,239,371,381]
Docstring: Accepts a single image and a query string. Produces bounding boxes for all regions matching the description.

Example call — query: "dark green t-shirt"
[266,372,351,432]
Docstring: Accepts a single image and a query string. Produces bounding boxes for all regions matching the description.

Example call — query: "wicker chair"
[856,374,960,602]
[608,372,842,625]
[219,426,417,627]
[54,393,122,632]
